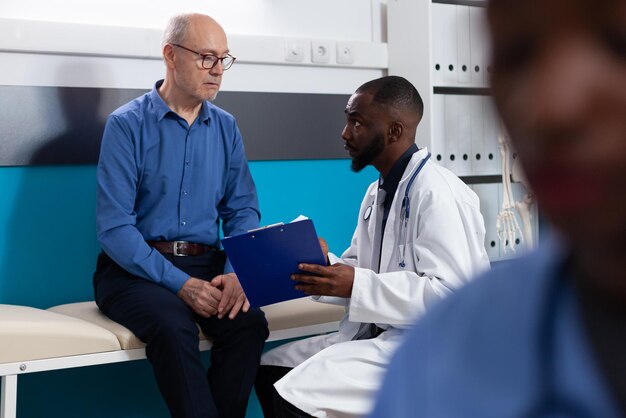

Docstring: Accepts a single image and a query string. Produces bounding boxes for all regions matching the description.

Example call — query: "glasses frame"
[171,43,236,70]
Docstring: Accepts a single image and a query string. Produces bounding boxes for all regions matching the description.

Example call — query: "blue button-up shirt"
[96,80,260,293]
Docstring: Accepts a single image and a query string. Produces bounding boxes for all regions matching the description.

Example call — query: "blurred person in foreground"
[370,0,626,416]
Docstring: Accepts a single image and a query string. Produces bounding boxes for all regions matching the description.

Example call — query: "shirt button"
[181,221,187,226]
[183,190,188,196]
[185,161,190,165]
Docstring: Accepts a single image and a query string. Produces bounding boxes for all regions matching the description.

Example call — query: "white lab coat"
[263,148,490,417]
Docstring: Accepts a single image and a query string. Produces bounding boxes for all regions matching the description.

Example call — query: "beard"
[351,133,385,172]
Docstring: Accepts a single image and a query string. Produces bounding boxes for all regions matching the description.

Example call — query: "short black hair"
[357,76,424,118]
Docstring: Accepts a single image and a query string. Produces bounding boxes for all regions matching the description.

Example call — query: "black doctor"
[254,75,489,418]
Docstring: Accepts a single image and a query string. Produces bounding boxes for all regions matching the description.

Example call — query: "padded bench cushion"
[49,302,172,350]
[0,298,344,365]
[262,298,345,332]
[0,304,121,363]
[49,298,344,350]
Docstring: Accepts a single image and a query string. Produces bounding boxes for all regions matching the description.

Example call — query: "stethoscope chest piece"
[363,205,372,221]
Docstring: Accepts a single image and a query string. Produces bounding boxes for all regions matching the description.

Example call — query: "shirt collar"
[197,100,211,125]
[379,143,419,194]
[150,79,211,125]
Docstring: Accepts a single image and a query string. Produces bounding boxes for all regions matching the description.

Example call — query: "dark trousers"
[93,251,269,418]
[255,365,313,418]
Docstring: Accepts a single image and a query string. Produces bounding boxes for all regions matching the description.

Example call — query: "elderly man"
[255,76,489,417]
[370,0,626,416]
[93,13,268,418]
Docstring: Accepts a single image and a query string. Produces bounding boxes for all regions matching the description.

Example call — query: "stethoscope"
[363,152,431,268]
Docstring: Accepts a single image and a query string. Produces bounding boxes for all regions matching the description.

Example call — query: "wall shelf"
[432,0,486,8]
[434,86,491,95]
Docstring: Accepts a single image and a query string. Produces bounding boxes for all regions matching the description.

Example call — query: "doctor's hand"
[210,273,250,319]
[178,277,223,318]
[292,263,355,298]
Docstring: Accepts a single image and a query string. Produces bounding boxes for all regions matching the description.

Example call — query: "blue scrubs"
[369,238,621,417]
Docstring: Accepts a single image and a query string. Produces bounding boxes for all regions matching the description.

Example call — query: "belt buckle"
[172,240,188,257]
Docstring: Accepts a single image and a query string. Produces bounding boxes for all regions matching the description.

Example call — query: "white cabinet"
[389,0,493,154]
[388,0,538,261]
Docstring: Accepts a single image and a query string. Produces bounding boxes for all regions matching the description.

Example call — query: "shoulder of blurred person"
[369,237,619,417]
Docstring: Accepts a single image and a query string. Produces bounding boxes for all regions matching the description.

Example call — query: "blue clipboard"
[221,219,327,307]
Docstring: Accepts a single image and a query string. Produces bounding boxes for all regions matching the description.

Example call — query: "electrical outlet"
[311,40,332,64]
[337,42,355,65]
[285,39,307,62]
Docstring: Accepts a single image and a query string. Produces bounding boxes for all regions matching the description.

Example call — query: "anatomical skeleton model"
[497,126,536,254]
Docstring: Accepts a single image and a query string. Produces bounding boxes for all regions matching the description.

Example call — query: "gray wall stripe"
[0,86,350,166]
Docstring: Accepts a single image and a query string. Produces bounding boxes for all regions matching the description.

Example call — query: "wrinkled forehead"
[488,0,626,37]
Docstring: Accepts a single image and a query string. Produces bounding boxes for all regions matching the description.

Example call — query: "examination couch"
[0,298,344,418]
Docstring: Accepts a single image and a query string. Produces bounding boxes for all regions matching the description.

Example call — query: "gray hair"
[162,13,193,47]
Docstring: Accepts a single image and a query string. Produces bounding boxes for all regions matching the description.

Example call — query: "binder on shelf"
[432,3,458,85]
[221,219,327,307]
[457,95,473,175]
[444,94,465,174]
[470,94,485,175]
[469,6,487,86]
[431,93,446,165]
[483,97,501,175]
[456,5,471,84]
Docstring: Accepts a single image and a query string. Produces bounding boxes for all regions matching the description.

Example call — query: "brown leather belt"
[147,240,217,257]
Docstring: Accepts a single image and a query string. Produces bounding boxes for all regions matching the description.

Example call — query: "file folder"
[456,5,471,84]
[432,3,459,85]
[221,219,327,307]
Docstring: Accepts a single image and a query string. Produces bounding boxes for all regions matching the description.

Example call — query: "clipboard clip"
[247,222,284,233]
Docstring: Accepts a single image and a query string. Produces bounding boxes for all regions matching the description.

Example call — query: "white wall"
[0,0,385,41]
[0,0,388,94]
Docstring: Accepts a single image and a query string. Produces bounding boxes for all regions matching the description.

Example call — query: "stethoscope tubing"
[361,152,432,267]
[398,152,431,267]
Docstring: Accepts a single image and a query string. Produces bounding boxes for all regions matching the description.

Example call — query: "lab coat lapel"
[365,187,378,244]
[379,191,398,274]
[379,148,430,273]
[369,188,386,274]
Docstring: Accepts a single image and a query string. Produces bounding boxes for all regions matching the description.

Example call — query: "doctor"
[255,76,490,417]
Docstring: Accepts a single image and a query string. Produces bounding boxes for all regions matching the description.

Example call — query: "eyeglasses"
[171,44,236,70]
